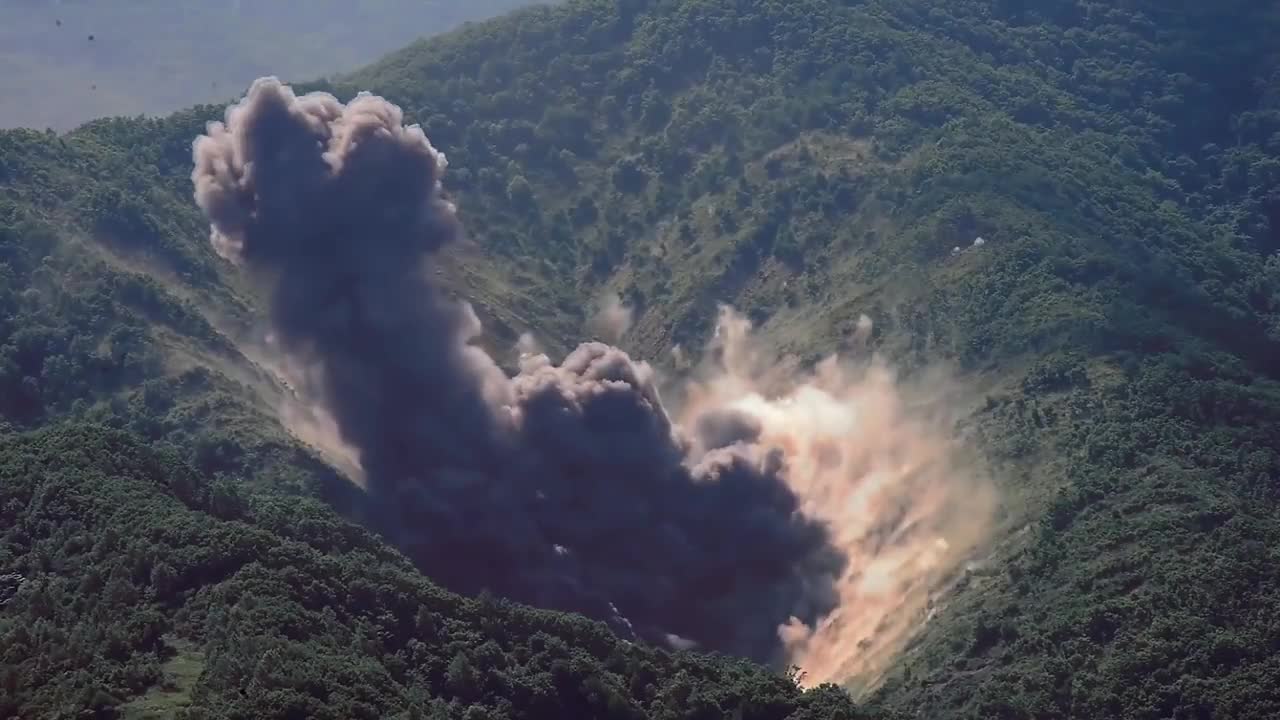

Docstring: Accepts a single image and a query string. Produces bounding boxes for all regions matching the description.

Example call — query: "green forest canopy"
[1,0,1279,717]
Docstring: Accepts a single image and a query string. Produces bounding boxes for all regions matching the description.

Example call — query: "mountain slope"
[321,0,1280,714]
[2,424,871,720]
[0,113,873,718]
[0,0,551,131]
[1,0,1280,718]
[0,19,873,720]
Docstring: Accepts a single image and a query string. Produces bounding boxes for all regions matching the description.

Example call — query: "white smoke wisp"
[678,306,996,693]
[515,331,542,360]
[589,292,633,343]
[278,396,366,486]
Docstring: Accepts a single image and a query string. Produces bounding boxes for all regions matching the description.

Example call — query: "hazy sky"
[0,0,544,130]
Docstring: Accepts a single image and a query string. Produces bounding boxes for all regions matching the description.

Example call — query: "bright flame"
[680,306,995,692]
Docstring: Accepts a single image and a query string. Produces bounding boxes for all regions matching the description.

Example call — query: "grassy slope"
[0,0,550,131]
[1,0,1280,717]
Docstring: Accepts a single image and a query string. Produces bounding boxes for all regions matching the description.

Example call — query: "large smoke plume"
[192,77,994,686]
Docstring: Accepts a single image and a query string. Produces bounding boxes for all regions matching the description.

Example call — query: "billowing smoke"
[192,77,842,660]
[192,78,994,684]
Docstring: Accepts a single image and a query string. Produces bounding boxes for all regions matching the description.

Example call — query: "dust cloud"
[680,307,995,691]
[191,77,994,688]
[245,334,366,487]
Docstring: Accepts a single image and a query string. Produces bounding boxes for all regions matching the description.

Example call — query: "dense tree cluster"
[0,426,868,719]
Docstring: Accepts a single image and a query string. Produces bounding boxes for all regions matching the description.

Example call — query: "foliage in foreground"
[0,425,868,719]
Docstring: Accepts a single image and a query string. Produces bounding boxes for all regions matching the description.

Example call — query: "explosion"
[681,307,995,689]
[192,77,994,689]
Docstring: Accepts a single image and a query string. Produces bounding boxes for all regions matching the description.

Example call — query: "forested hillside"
[2,0,1280,718]
[0,0,549,131]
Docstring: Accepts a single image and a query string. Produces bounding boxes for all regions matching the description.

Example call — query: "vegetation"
[1,425,870,719]
[1,0,1279,717]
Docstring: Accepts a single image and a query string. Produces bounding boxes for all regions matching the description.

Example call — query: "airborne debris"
[951,236,988,258]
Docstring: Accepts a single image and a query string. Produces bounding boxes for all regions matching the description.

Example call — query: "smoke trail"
[192,78,994,681]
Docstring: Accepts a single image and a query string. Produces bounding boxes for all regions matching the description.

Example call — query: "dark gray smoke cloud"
[191,77,844,662]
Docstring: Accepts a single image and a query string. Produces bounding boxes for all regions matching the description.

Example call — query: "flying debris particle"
[55,19,62,27]
[952,237,986,258]
[611,603,636,635]
[87,34,95,41]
